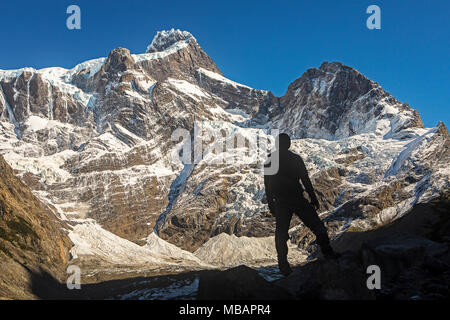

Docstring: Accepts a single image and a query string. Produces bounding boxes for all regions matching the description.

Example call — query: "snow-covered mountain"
[274,61,424,140]
[0,28,448,278]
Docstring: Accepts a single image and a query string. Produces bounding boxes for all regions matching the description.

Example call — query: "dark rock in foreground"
[361,233,450,300]
[197,194,450,300]
[197,265,293,300]
[275,251,375,300]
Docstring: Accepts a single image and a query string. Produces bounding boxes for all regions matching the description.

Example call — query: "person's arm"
[298,156,320,209]
[264,174,276,216]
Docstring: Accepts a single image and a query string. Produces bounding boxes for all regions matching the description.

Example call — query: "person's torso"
[265,150,303,199]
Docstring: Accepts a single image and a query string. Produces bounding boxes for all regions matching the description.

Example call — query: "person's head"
[275,133,291,150]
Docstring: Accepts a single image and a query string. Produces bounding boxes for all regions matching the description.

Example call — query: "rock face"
[0,28,448,276]
[0,155,72,299]
[143,29,221,81]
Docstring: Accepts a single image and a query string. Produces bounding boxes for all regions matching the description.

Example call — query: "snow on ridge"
[129,29,196,63]
[146,28,195,53]
[144,232,206,265]
[0,57,105,84]
[166,78,210,100]
[132,40,190,63]
[197,67,257,91]
[1,29,192,85]
[61,57,106,82]
[0,67,37,81]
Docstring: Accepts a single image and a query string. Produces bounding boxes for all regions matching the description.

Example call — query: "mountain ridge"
[0,29,448,283]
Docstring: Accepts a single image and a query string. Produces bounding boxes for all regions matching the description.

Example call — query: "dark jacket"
[264,149,319,212]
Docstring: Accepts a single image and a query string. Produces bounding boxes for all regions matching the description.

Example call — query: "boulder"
[275,251,375,300]
[197,265,293,300]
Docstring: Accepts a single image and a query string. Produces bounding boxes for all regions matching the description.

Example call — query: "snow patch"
[198,68,254,90]
[167,78,209,100]
[26,115,49,131]
[69,220,207,267]
[194,233,306,267]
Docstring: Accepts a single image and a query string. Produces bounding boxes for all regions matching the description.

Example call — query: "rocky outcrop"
[361,233,449,299]
[276,251,375,300]
[197,265,293,300]
[334,193,450,299]
[140,29,221,83]
[311,167,347,212]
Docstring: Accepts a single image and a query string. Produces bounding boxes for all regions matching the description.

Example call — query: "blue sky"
[0,0,448,127]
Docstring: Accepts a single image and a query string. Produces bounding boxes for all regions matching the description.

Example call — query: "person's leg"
[294,198,336,258]
[274,202,293,275]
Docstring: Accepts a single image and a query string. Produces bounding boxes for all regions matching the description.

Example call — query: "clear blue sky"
[0,0,448,127]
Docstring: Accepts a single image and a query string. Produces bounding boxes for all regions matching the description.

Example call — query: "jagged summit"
[146,29,196,53]
[304,61,371,85]
[103,47,134,72]
[318,61,357,73]
[319,61,346,70]
[436,120,450,137]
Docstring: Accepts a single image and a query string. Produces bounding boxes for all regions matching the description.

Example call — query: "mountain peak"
[436,121,449,138]
[318,61,360,75]
[146,29,196,53]
[104,47,134,72]
[319,61,345,70]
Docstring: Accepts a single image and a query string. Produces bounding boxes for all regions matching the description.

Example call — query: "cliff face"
[0,155,72,299]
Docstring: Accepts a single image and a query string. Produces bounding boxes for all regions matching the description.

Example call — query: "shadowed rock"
[197,265,293,300]
[275,251,375,300]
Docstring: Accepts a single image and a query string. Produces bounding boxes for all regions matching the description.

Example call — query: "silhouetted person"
[264,133,337,276]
